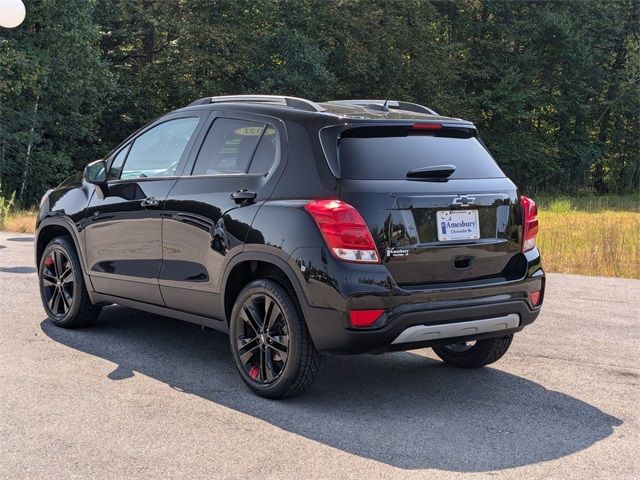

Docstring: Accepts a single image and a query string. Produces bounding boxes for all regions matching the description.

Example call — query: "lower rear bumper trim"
[390,313,520,345]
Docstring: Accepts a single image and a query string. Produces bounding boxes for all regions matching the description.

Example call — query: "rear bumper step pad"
[391,314,520,344]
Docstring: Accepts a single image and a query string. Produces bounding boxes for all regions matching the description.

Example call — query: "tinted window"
[339,135,505,180]
[248,126,278,174]
[193,118,268,175]
[120,117,199,179]
[108,144,130,180]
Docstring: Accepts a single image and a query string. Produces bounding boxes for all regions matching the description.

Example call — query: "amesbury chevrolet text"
[36,96,544,398]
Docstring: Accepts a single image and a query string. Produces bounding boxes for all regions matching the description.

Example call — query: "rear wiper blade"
[406,164,456,180]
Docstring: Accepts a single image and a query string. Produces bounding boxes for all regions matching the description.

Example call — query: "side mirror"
[84,159,108,194]
[84,159,107,183]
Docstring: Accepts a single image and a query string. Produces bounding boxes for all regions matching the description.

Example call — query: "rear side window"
[192,118,278,175]
[338,134,505,180]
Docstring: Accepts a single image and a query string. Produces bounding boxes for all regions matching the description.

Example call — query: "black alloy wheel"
[39,236,101,328]
[41,248,75,317]
[235,292,290,384]
[229,279,320,398]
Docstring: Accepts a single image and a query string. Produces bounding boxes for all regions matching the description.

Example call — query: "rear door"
[160,113,284,318]
[335,123,524,286]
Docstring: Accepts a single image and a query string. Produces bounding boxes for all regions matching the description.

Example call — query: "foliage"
[2,208,36,233]
[0,0,114,205]
[0,0,638,205]
[0,183,16,230]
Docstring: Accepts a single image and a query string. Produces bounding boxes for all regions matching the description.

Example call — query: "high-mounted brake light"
[411,123,442,131]
[304,199,380,263]
[520,195,539,252]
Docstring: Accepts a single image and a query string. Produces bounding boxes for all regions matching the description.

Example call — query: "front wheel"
[432,334,514,368]
[38,236,101,328]
[229,279,320,399]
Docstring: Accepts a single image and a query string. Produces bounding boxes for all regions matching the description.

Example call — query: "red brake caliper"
[249,365,260,380]
[44,256,54,268]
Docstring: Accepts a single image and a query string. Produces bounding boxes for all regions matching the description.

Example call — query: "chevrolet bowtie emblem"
[452,196,476,207]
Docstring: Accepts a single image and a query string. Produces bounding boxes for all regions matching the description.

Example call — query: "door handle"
[230,189,257,204]
[140,197,160,208]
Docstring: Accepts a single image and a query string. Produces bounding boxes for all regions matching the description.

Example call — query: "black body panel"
[339,178,523,285]
[35,98,545,354]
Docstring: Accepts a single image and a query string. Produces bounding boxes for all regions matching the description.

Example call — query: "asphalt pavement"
[0,231,638,479]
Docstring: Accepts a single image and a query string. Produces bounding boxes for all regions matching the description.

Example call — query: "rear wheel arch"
[221,252,307,325]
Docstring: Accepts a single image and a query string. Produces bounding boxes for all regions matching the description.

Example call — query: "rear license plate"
[436,210,480,241]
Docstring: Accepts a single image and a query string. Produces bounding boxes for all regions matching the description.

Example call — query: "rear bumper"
[304,298,540,354]
[296,248,544,354]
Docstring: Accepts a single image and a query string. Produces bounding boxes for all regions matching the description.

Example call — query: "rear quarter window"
[338,135,505,180]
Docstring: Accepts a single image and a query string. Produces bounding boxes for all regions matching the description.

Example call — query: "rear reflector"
[520,195,539,252]
[530,290,543,307]
[350,309,384,328]
[304,199,380,263]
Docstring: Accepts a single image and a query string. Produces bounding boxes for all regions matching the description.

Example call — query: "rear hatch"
[331,122,525,286]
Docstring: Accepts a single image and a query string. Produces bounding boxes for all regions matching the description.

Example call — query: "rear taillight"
[304,199,380,263]
[520,195,539,252]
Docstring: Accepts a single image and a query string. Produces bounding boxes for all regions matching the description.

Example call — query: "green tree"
[0,0,114,205]
[1,0,638,204]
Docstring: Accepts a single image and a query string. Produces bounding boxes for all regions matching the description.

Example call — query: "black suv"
[35,95,544,398]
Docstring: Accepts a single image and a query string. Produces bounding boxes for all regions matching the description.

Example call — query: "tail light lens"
[304,199,380,263]
[520,195,539,252]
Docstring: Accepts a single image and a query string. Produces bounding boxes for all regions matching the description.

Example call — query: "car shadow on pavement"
[40,306,622,472]
[0,266,36,274]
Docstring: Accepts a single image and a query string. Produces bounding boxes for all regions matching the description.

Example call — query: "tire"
[432,334,514,368]
[229,279,320,399]
[38,236,101,328]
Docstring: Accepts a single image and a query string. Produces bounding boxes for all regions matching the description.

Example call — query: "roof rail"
[187,95,326,112]
[325,99,438,116]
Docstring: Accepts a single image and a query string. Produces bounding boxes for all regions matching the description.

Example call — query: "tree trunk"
[0,130,5,184]
[142,1,156,64]
[19,95,40,203]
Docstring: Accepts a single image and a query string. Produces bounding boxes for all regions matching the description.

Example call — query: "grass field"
[1,195,638,279]
[536,194,639,279]
[2,209,37,234]
[538,210,639,278]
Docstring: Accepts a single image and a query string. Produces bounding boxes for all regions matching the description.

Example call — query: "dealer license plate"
[436,210,480,241]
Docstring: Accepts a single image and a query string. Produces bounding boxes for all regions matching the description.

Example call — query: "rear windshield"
[338,134,505,180]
